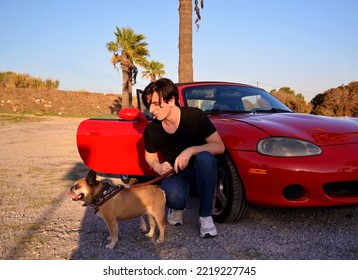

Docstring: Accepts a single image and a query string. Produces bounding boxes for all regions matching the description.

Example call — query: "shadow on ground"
[3,162,88,259]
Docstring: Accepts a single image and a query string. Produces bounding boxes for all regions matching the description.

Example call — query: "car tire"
[213,153,250,223]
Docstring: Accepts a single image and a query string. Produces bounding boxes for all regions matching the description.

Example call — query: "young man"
[142,78,225,238]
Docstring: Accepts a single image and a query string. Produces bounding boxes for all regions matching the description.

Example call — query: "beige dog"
[69,170,166,249]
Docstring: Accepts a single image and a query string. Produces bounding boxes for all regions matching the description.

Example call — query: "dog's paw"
[145,232,154,238]
[105,242,116,249]
[105,236,117,249]
[155,238,164,244]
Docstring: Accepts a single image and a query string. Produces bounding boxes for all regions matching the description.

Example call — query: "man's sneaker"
[199,216,217,238]
[167,209,184,226]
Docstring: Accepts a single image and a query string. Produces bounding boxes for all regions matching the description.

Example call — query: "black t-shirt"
[144,107,217,166]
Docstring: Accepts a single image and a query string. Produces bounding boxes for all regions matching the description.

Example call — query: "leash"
[129,168,175,188]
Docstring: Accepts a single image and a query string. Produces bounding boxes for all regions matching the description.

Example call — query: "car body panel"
[229,144,358,207]
[229,113,358,145]
[77,118,153,176]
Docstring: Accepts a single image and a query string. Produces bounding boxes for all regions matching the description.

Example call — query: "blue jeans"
[160,151,217,217]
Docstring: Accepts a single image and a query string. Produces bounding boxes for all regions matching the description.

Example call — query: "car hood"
[232,113,358,145]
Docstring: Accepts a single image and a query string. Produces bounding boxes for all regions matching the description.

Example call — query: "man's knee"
[165,189,187,209]
[161,181,187,210]
[195,151,216,169]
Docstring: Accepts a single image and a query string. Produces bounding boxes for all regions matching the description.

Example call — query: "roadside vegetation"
[0,71,59,90]
[270,82,357,117]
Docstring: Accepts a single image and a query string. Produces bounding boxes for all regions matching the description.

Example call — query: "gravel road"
[1,116,358,260]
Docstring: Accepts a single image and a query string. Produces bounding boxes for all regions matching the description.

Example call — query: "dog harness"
[88,183,125,214]
[86,169,174,214]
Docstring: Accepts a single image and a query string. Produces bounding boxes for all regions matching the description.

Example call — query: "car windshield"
[182,84,292,114]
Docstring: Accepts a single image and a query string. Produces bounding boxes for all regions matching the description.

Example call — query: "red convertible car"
[77,81,358,222]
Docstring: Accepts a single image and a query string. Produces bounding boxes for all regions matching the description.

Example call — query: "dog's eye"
[74,184,80,190]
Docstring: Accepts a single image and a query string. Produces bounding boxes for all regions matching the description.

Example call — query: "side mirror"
[118,108,148,124]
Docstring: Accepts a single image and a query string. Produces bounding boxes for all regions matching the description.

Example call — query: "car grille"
[323,181,358,197]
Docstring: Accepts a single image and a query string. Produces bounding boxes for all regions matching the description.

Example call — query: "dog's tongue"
[67,192,81,200]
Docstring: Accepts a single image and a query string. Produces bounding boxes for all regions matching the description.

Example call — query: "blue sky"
[1,0,357,101]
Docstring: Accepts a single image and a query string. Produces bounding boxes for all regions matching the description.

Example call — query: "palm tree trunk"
[121,69,130,108]
[178,0,193,83]
[128,81,133,106]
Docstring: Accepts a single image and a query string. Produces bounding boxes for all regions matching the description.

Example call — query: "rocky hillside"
[0,88,121,118]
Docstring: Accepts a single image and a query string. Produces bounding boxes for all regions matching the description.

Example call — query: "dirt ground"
[1,115,358,260]
[0,116,88,259]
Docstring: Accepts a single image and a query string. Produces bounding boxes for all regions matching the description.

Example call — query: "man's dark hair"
[142,78,180,109]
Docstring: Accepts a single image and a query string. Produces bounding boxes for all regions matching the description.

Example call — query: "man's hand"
[174,147,193,173]
[154,161,173,175]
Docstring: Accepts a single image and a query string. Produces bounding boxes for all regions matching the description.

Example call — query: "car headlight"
[257,137,321,157]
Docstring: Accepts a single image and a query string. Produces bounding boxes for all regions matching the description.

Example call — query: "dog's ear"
[86,170,97,187]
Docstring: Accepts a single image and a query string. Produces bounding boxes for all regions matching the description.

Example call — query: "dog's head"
[69,170,98,203]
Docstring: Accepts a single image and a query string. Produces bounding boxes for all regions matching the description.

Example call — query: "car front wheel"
[213,153,250,223]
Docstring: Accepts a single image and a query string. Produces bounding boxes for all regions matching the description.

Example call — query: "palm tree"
[178,0,204,83]
[106,27,149,108]
[142,60,166,82]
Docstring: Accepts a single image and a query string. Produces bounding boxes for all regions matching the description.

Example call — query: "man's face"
[147,91,172,121]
